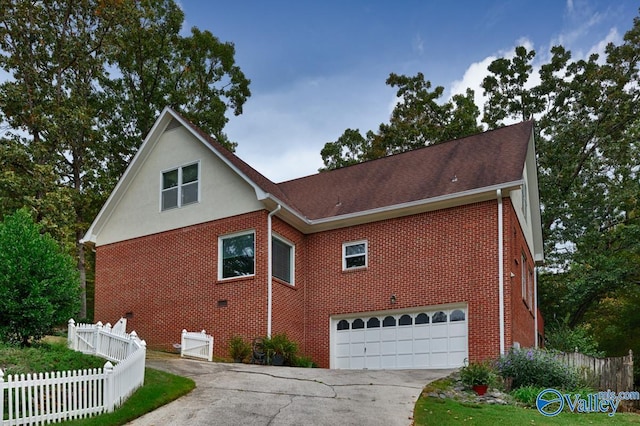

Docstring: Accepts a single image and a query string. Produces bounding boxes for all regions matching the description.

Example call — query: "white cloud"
[227,71,395,182]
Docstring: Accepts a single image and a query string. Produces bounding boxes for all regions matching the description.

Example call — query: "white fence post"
[68,318,76,350]
[104,361,115,413]
[0,368,4,423]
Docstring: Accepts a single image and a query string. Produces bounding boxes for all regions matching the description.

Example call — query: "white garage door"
[332,307,467,369]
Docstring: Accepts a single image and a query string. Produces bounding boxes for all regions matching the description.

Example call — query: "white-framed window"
[219,230,255,280]
[272,234,294,285]
[161,162,200,211]
[521,252,533,309]
[342,240,367,270]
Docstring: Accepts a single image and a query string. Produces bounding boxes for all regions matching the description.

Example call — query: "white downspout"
[534,267,539,348]
[497,189,505,355]
[267,204,281,338]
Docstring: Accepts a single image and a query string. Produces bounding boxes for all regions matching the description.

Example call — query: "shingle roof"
[279,121,533,219]
[175,108,533,221]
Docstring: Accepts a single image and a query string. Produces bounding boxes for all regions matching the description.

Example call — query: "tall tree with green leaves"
[480,15,640,335]
[0,0,251,319]
[320,72,481,170]
[0,209,80,346]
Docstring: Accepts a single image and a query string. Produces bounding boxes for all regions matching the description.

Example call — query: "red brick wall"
[95,211,274,356]
[302,201,503,367]
[94,199,539,367]
[506,199,537,349]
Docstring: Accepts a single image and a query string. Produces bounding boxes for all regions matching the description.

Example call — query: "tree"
[0,0,251,319]
[482,15,640,339]
[0,209,80,346]
[320,72,481,170]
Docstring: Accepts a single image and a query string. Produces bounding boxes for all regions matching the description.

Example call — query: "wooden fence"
[0,319,146,425]
[557,349,634,393]
[181,329,213,362]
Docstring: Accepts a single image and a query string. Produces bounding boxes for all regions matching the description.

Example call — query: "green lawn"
[0,341,195,426]
[414,388,640,425]
[62,367,195,425]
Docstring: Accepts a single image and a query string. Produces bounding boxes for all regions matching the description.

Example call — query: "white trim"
[218,230,256,281]
[272,233,295,286]
[159,161,200,212]
[342,240,368,271]
[497,189,505,355]
[534,267,539,348]
[267,205,281,338]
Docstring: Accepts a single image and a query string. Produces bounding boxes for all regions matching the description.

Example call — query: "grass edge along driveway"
[413,378,640,425]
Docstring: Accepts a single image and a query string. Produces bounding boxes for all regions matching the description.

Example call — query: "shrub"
[292,354,317,368]
[0,209,81,346]
[262,333,298,365]
[228,335,251,362]
[460,360,497,387]
[496,347,581,390]
[510,385,545,407]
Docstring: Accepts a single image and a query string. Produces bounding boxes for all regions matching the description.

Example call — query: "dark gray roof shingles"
[174,107,532,221]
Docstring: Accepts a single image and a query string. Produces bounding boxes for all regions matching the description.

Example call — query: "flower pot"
[271,354,285,366]
[472,384,489,396]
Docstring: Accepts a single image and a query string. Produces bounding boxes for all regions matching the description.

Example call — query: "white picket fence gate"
[181,329,213,362]
[0,319,146,425]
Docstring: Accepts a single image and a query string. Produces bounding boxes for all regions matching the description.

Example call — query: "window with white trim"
[219,231,255,279]
[161,162,199,211]
[342,240,367,270]
[272,235,294,285]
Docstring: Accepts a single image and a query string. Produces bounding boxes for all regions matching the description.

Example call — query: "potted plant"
[460,360,496,396]
[263,333,298,366]
[228,335,251,363]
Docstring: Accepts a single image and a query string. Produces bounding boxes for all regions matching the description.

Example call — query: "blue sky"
[180,0,638,182]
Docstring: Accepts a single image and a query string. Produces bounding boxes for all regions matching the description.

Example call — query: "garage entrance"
[332,306,467,369]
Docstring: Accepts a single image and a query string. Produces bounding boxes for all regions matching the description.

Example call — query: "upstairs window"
[161,162,199,211]
[272,235,294,285]
[219,231,255,279]
[343,240,367,270]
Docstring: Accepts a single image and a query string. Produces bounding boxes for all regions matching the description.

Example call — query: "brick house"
[83,107,544,369]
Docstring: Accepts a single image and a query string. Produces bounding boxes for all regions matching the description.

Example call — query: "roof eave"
[267,181,524,234]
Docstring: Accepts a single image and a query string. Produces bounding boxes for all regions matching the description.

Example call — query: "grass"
[414,379,640,425]
[0,340,195,426]
[62,368,195,425]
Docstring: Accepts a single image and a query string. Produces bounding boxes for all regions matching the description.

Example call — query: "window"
[415,313,429,324]
[521,253,528,307]
[161,162,199,211]
[342,240,367,270]
[352,319,364,329]
[219,231,255,279]
[272,235,294,285]
[450,310,465,322]
[432,312,447,323]
[383,316,396,327]
[337,320,349,331]
[367,317,380,328]
[399,315,412,326]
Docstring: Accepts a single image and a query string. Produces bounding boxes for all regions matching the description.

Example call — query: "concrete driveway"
[128,357,452,426]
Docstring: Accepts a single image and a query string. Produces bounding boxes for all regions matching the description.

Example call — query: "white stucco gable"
[509,131,544,264]
[83,107,266,247]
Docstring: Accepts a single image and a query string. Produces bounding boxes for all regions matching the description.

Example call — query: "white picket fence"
[181,329,213,362]
[0,319,146,425]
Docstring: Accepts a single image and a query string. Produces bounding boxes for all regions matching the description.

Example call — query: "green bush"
[262,333,298,365]
[496,347,581,390]
[0,209,81,346]
[228,335,251,362]
[510,385,545,406]
[460,360,497,387]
